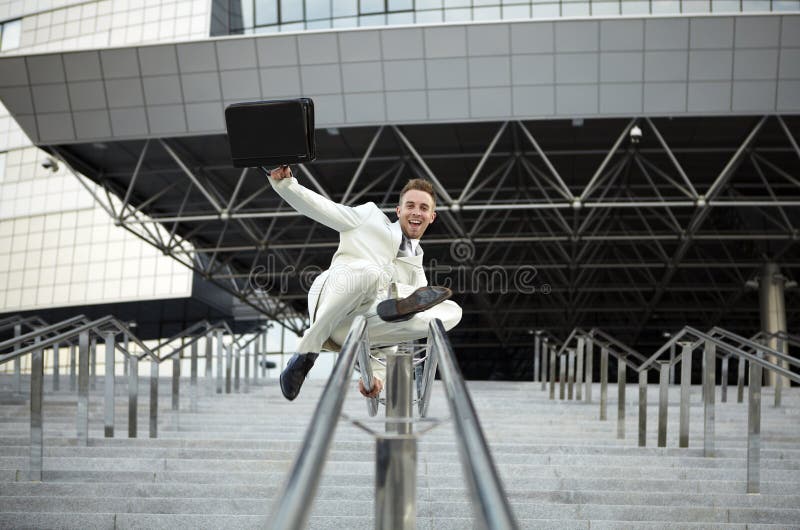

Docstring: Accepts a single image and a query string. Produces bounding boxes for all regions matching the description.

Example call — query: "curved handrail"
[429,319,519,530]
[268,315,367,530]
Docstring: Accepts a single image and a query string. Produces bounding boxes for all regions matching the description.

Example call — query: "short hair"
[398,179,436,209]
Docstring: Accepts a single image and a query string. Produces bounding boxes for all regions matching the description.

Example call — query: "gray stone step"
[1,378,798,528]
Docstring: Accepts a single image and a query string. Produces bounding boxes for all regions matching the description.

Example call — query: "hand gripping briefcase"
[225,98,316,168]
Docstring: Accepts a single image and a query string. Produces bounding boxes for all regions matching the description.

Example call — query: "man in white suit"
[268,166,462,401]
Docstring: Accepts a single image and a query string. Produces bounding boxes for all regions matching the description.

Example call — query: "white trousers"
[296,260,462,375]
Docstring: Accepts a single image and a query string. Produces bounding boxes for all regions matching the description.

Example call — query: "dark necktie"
[398,235,413,257]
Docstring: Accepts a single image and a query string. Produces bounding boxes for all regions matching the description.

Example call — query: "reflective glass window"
[503,5,530,18]
[333,16,359,27]
[281,0,304,21]
[562,0,590,16]
[306,0,331,19]
[241,0,255,29]
[652,0,680,13]
[255,0,278,25]
[417,0,443,9]
[773,0,800,10]
[742,0,771,10]
[387,12,414,23]
[0,19,21,51]
[361,0,385,14]
[621,0,649,14]
[592,0,620,14]
[682,0,710,13]
[333,0,358,16]
[711,0,741,12]
[532,1,560,17]
[389,0,413,10]
[444,7,471,21]
[416,9,443,22]
[474,6,502,20]
[359,13,386,25]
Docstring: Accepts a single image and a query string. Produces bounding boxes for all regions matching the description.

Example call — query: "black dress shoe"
[259,359,277,369]
[279,353,318,401]
[377,286,452,322]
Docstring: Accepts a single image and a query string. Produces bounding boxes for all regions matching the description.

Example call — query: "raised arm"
[268,166,364,232]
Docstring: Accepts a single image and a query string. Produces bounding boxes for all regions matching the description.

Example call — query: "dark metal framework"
[50,115,800,378]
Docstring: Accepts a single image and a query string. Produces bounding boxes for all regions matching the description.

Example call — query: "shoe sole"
[377,287,452,322]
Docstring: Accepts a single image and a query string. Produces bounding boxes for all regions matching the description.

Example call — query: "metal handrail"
[269,315,367,530]
[708,327,800,368]
[429,319,519,530]
[0,316,161,363]
[754,330,800,349]
[0,315,49,333]
[0,314,89,351]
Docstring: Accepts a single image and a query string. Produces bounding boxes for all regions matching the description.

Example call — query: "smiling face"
[396,189,436,240]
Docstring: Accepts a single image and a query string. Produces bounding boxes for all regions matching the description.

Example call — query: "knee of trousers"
[419,300,462,331]
[327,259,390,297]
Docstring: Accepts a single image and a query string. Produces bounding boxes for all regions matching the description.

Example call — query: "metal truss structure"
[51,115,800,379]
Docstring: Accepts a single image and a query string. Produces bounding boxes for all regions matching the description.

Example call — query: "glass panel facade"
[219,0,799,33]
[0,19,22,51]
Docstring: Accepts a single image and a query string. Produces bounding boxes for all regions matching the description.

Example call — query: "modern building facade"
[1,0,798,378]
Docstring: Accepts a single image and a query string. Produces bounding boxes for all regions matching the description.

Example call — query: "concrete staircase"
[0,374,798,529]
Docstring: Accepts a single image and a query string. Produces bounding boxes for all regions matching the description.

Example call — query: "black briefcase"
[225,98,316,168]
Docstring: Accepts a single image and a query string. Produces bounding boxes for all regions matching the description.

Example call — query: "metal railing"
[535,324,799,494]
[269,317,518,530]
[0,313,270,481]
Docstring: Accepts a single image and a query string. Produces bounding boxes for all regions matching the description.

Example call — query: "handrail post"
[150,360,159,438]
[679,342,692,448]
[548,344,556,399]
[90,337,97,391]
[774,337,783,408]
[205,332,213,393]
[190,340,199,413]
[53,341,60,392]
[585,337,593,403]
[576,338,584,401]
[533,333,540,383]
[658,361,669,448]
[30,336,43,481]
[376,435,417,530]
[172,355,180,410]
[244,341,250,394]
[262,332,269,378]
[617,354,626,440]
[559,353,566,400]
[123,334,129,377]
[69,343,77,391]
[13,324,21,394]
[541,338,549,391]
[720,357,729,403]
[747,354,763,494]
[737,356,745,403]
[128,356,138,438]
[77,331,90,446]
[234,346,240,392]
[669,342,676,384]
[226,344,233,394]
[567,349,575,400]
[385,344,414,435]
[703,340,716,457]
[216,330,224,394]
[104,332,115,438]
[638,369,647,447]
[600,347,608,421]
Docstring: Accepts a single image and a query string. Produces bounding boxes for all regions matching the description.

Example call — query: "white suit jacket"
[270,176,428,324]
